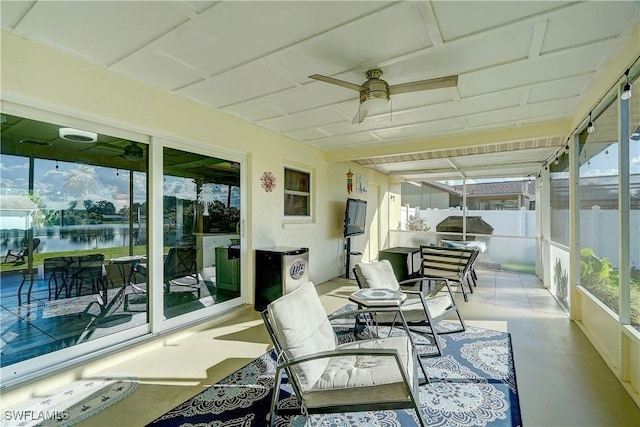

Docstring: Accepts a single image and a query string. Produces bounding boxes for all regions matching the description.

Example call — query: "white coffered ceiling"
[1,1,638,181]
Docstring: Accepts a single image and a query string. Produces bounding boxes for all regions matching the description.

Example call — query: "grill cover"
[435,216,494,235]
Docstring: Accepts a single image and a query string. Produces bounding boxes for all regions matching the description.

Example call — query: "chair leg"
[458,280,468,302]
[269,367,284,427]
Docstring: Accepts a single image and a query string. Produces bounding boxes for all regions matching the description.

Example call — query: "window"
[284,166,311,217]
[628,71,639,332]
[578,95,619,315]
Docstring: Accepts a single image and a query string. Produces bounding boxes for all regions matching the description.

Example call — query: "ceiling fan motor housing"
[360,73,390,104]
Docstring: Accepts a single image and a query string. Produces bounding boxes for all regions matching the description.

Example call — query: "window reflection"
[161,147,241,319]
[0,113,148,367]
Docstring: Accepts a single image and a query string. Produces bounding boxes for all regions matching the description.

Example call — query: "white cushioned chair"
[354,259,466,357]
[261,281,426,427]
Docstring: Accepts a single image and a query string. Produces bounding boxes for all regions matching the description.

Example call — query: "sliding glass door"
[0,111,246,386]
[0,113,149,370]
[161,147,242,319]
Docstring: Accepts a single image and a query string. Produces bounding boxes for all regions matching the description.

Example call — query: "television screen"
[343,198,367,237]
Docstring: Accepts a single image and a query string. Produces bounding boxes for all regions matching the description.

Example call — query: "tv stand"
[343,236,361,279]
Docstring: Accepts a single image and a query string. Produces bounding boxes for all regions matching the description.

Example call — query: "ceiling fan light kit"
[310,68,458,124]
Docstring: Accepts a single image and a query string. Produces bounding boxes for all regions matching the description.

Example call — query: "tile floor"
[0,268,239,366]
[6,270,640,426]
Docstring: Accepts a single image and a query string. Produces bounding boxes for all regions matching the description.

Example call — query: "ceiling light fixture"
[587,112,595,134]
[621,69,632,100]
[59,127,97,143]
[361,90,390,118]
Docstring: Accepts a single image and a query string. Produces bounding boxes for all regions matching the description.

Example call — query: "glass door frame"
[150,137,248,333]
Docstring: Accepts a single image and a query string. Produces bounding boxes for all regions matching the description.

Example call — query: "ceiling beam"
[325,120,571,162]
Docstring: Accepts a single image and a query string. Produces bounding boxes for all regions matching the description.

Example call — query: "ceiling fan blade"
[309,74,364,92]
[388,75,458,95]
[352,106,369,124]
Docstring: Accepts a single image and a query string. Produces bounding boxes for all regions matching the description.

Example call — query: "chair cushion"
[267,281,337,391]
[354,260,400,291]
[313,335,415,391]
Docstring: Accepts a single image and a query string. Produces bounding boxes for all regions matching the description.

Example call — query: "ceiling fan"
[120,141,144,161]
[309,68,458,124]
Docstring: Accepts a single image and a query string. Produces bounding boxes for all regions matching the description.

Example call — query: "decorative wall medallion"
[260,171,276,192]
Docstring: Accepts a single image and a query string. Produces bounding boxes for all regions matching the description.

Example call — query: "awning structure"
[0,195,38,230]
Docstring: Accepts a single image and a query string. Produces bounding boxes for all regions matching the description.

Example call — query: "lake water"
[1,224,145,253]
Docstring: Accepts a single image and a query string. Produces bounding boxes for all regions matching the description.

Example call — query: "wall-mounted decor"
[346,169,354,194]
[260,171,276,192]
[356,173,367,193]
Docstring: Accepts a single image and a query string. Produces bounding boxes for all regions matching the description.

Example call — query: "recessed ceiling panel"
[15,1,188,66]
[178,63,294,108]
[461,41,614,97]
[261,108,346,132]
[158,1,395,77]
[541,1,639,54]
[284,128,332,142]
[270,2,433,82]
[111,49,205,91]
[222,100,284,123]
[388,21,533,81]
[467,98,576,127]
[527,74,593,104]
[260,82,356,114]
[433,1,570,41]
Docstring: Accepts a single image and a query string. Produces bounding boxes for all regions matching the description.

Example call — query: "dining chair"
[354,259,466,358]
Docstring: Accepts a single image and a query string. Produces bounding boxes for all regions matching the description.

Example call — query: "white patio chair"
[261,280,426,426]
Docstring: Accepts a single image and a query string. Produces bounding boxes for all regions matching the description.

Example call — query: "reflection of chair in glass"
[354,259,466,358]
[45,256,71,300]
[261,281,426,427]
[69,254,107,303]
[5,238,40,263]
[164,247,200,299]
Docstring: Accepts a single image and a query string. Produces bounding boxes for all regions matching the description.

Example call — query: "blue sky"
[0,154,239,211]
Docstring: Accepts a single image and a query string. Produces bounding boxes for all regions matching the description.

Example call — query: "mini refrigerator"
[254,247,309,311]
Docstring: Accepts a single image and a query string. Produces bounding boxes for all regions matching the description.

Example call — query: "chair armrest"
[398,277,426,287]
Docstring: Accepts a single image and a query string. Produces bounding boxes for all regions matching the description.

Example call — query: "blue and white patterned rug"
[148,307,521,427]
